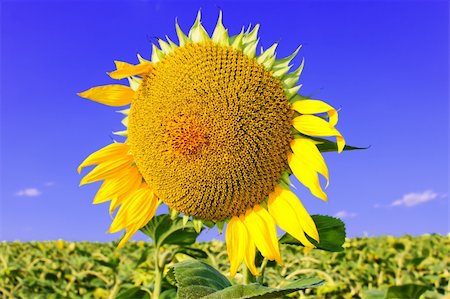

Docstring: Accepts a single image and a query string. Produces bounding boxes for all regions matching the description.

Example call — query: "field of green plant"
[0,235,448,298]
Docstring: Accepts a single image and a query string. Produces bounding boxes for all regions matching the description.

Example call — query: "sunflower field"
[0,234,448,299]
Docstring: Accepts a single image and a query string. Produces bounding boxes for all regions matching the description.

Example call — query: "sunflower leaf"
[295,135,368,153]
[279,215,346,252]
[170,260,231,298]
[385,284,429,299]
[140,214,201,249]
[174,247,208,259]
[202,278,324,299]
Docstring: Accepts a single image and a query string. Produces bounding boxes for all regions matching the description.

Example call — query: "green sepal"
[175,20,190,46]
[192,219,203,233]
[257,43,278,65]
[158,38,173,55]
[189,10,210,43]
[170,208,179,220]
[294,135,368,153]
[272,45,301,69]
[216,221,225,234]
[243,39,259,58]
[242,24,260,44]
[212,11,229,46]
[151,44,165,63]
[182,215,190,227]
[282,59,304,88]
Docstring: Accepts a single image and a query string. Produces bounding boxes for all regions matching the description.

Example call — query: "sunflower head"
[78,11,346,276]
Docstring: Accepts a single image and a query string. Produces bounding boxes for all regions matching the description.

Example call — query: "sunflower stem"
[257,258,269,284]
[153,249,162,299]
[243,265,255,285]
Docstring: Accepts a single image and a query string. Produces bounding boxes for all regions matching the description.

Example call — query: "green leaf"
[298,135,368,153]
[140,215,201,249]
[175,247,209,259]
[385,284,429,299]
[279,215,346,252]
[116,286,151,299]
[202,278,324,299]
[361,289,386,299]
[160,288,177,299]
[169,260,231,298]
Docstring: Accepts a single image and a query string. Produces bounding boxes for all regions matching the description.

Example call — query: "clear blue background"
[1,0,448,242]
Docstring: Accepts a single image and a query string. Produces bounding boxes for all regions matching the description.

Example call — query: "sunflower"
[78,12,345,277]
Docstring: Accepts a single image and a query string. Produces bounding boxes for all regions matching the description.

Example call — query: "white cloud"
[334,210,357,219]
[44,181,55,187]
[15,188,42,197]
[391,190,439,207]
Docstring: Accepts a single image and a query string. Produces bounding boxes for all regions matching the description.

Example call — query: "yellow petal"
[115,187,158,248]
[107,61,153,79]
[80,155,133,186]
[291,137,329,186]
[292,115,345,153]
[78,85,134,107]
[288,153,327,201]
[93,167,142,204]
[243,236,259,276]
[225,216,245,277]
[268,186,319,246]
[110,185,156,233]
[292,99,338,126]
[243,206,282,264]
[78,143,129,174]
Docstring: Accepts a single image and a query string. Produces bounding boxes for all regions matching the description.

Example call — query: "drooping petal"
[93,166,142,204]
[291,137,329,186]
[292,99,338,127]
[243,236,259,276]
[268,186,319,248]
[243,206,282,264]
[78,85,134,107]
[108,185,158,248]
[288,153,327,201]
[292,115,345,153]
[225,216,246,277]
[107,61,153,79]
[78,143,129,174]
[80,155,133,186]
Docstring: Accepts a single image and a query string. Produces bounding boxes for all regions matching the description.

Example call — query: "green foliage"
[169,260,231,298]
[280,215,346,252]
[140,214,201,249]
[169,260,323,299]
[202,278,323,299]
[0,235,448,298]
[385,284,429,299]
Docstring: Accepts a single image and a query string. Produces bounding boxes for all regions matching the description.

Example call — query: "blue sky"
[1,0,448,242]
